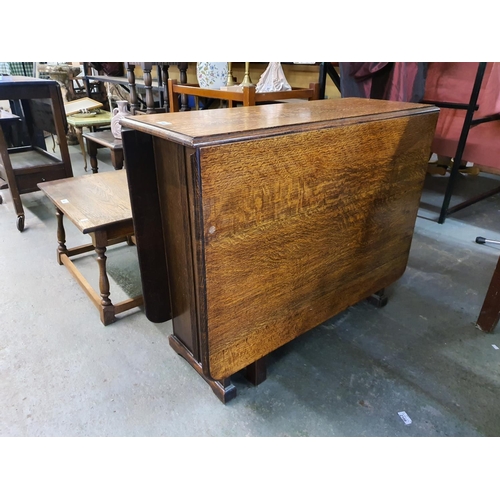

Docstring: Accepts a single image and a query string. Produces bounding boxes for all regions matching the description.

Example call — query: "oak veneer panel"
[198,114,436,380]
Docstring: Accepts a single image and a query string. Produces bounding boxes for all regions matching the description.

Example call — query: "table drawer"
[16,167,69,194]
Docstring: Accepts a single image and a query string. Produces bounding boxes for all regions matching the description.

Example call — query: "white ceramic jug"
[111,100,130,139]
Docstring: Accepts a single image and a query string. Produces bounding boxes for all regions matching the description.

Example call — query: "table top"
[121,97,440,147]
[0,75,58,86]
[0,75,60,100]
[82,130,123,149]
[65,97,103,116]
[38,170,132,234]
[67,110,112,127]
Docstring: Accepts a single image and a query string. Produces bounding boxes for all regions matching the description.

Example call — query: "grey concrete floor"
[1,142,500,437]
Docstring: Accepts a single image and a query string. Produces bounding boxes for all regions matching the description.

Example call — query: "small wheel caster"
[16,215,25,232]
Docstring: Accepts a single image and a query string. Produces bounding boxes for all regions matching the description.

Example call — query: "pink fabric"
[345,62,390,80]
[339,63,426,102]
[383,63,421,102]
[423,62,500,169]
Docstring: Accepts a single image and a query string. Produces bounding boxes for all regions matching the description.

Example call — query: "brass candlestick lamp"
[240,62,255,87]
[226,62,234,86]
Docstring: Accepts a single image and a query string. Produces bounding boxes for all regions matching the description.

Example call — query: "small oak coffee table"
[38,169,143,325]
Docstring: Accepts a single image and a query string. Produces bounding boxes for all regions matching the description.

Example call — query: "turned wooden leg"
[178,63,190,112]
[161,64,170,112]
[95,245,111,306]
[74,126,87,171]
[56,208,68,265]
[94,231,115,325]
[142,63,155,114]
[126,63,139,114]
[366,288,388,308]
[86,138,99,174]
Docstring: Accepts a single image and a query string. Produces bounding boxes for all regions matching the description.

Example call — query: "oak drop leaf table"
[121,98,439,402]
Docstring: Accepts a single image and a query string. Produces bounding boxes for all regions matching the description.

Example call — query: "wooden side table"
[66,110,112,171]
[38,170,143,326]
[83,130,123,173]
[167,79,320,111]
[0,76,73,232]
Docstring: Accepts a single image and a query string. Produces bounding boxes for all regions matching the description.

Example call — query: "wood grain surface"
[197,113,438,380]
[38,170,131,233]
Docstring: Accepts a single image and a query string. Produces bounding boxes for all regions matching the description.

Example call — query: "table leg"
[85,137,99,174]
[94,230,115,325]
[75,126,87,171]
[245,357,267,386]
[110,149,124,170]
[56,208,68,265]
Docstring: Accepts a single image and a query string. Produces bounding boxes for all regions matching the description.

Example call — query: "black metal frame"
[422,62,500,223]
[318,63,341,99]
